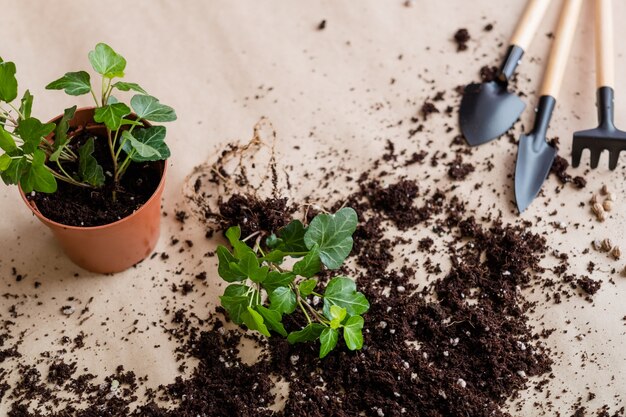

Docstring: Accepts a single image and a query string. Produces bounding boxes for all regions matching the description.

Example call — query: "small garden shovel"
[460,0,551,146]
[572,0,626,170]
[515,0,583,213]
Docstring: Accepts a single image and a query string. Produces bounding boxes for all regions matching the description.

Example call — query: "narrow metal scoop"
[572,0,626,170]
[515,0,583,213]
[460,0,551,146]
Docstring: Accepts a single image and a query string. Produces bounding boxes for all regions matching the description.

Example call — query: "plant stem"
[283,251,308,257]
[107,128,118,176]
[302,298,328,325]
[60,147,78,161]
[46,166,90,188]
[115,153,133,182]
[55,160,75,182]
[292,283,327,325]
[242,231,262,243]
[7,103,24,120]
[112,127,121,150]
[0,106,17,125]
[90,88,99,107]
[101,76,107,105]
[106,128,119,202]
[298,299,312,324]
[103,79,113,104]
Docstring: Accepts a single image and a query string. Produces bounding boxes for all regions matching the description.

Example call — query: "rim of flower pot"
[17,106,168,230]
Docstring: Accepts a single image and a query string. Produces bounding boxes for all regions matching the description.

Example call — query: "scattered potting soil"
[420,101,439,120]
[30,129,162,227]
[453,28,470,51]
[550,154,587,189]
[1,16,617,417]
[1,139,611,414]
[480,65,499,82]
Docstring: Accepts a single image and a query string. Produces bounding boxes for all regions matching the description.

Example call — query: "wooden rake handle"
[510,0,552,51]
[596,0,614,88]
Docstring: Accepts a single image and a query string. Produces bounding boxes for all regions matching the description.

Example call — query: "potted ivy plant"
[0,43,176,273]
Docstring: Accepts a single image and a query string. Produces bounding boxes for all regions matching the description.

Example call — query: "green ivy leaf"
[287,323,325,344]
[21,150,56,193]
[323,276,370,317]
[121,126,170,162]
[269,287,296,314]
[265,234,281,249]
[327,305,347,330]
[112,81,147,95]
[78,137,105,187]
[263,271,295,292]
[88,43,126,78]
[276,220,308,253]
[220,284,256,325]
[0,61,18,103]
[225,226,241,245]
[19,90,33,120]
[16,117,55,153]
[50,106,76,162]
[0,154,12,171]
[292,248,321,278]
[342,316,364,350]
[0,125,17,153]
[130,94,177,122]
[241,306,270,337]
[93,103,131,131]
[216,246,247,282]
[319,328,339,358]
[120,119,144,127]
[304,207,358,269]
[1,156,26,185]
[261,250,287,263]
[224,226,255,260]
[238,251,268,283]
[45,71,91,96]
[298,279,317,297]
[255,305,287,337]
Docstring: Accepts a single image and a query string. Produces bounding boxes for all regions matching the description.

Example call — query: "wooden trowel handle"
[540,0,583,99]
[596,0,614,88]
[510,0,552,51]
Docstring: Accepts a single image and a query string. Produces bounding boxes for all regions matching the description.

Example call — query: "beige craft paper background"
[0,1,625,415]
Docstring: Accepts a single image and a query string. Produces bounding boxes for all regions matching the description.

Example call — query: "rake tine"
[608,150,621,170]
[571,140,584,168]
[589,148,602,169]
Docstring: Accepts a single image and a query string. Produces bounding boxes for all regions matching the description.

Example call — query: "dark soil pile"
[4,171,592,417]
[31,129,162,227]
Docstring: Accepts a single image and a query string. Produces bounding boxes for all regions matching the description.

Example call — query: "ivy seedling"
[216,207,370,358]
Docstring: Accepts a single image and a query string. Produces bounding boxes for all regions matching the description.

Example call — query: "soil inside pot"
[29,128,162,227]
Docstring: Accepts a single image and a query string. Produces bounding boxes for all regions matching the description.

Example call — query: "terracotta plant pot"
[18,107,167,274]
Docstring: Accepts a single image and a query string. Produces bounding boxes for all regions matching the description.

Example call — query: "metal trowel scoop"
[460,0,551,146]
